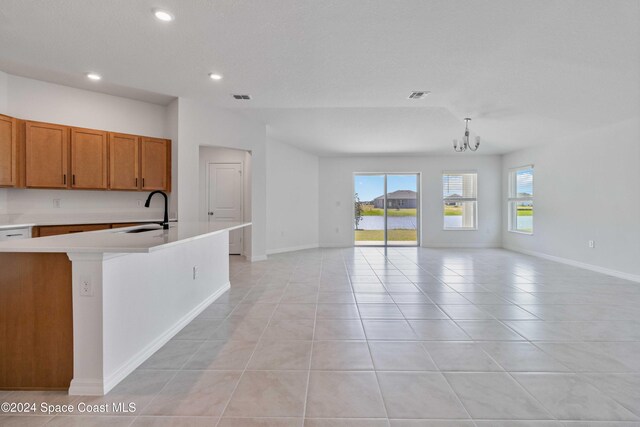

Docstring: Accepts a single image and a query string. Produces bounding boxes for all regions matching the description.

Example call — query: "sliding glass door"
[354,173,419,246]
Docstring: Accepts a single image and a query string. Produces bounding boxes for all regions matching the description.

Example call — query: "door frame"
[352,172,421,247]
[207,162,244,255]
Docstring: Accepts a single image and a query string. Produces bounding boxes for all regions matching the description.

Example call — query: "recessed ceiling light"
[209,73,223,81]
[153,9,174,22]
[86,73,102,81]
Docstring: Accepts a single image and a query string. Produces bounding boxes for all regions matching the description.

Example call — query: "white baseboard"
[504,245,640,283]
[319,243,499,249]
[248,255,268,262]
[68,379,106,396]
[266,243,319,255]
[319,243,351,248]
[69,282,231,396]
[422,243,500,248]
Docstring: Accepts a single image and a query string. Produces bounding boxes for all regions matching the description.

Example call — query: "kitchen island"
[0,221,250,395]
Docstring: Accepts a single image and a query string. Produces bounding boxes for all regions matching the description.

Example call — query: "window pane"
[443,173,476,198]
[516,168,533,197]
[444,201,477,229]
[354,175,385,245]
[514,201,533,232]
[387,174,418,245]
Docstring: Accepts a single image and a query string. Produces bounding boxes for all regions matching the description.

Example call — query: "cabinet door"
[141,137,170,191]
[71,128,108,189]
[108,133,139,190]
[0,115,17,187]
[25,121,69,188]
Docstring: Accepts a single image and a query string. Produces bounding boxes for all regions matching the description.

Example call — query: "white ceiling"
[0,0,638,155]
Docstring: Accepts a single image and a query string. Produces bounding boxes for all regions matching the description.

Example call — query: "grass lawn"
[444,205,462,216]
[355,229,417,241]
[360,204,416,217]
[442,205,532,217]
[517,207,533,216]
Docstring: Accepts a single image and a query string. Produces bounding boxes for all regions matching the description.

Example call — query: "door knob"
[208,212,214,216]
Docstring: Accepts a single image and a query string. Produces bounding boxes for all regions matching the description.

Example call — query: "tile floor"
[3,247,640,426]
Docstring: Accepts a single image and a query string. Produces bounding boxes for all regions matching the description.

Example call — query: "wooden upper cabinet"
[0,115,18,187]
[70,127,108,189]
[25,121,69,189]
[14,116,170,192]
[108,133,139,190]
[141,137,170,191]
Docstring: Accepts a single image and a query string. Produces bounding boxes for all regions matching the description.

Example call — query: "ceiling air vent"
[408,91,430,99]
[232,94,252,100]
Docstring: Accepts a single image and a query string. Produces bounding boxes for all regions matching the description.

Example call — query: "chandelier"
[453,118,480,152]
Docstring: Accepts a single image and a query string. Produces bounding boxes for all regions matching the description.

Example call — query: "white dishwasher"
[0,226,32,241]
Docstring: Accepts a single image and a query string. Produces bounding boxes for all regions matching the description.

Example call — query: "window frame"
[442,170,478,231]
[507,164,534,235]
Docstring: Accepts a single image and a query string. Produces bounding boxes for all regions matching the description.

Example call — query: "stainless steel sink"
[122,227,162,234]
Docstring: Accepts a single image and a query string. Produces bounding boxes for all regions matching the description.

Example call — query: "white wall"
[0,72,9,213]
[0,73,171,217]
[502,119,640,279]
[5,74,167,135]
[266,138,319,254]
[319,155,502,248]
[176,98,267,260]
[166,98,180,218]
[0,71,8,114]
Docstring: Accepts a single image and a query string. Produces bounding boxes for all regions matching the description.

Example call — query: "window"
[443,172,477,230]
[508,165,534,233]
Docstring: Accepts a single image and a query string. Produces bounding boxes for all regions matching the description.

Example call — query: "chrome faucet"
[145,191,169,230]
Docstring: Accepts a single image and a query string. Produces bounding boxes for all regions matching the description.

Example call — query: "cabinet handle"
[72,175,76,185]
[63,174,66,185]
[142,178,145,187]
[5,234,22,237]
[135,178,138,187]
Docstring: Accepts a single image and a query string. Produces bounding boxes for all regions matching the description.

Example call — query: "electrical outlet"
[335,227,340,233]
[53,199,61,208]
[80,278,92,296]
[136,200,143,208]
[588,240,595,248]
[192,265,198,280]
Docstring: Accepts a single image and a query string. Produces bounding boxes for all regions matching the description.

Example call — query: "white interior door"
[207,163,243,255]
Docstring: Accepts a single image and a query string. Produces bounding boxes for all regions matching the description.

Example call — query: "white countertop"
[0,221,251,254]
[0,213,172,230]
[0,223,37,230]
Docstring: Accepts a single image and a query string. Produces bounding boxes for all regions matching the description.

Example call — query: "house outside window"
[443,172,477,230]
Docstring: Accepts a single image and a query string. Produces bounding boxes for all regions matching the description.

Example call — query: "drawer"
[111,222,145,229]
[0,227,31,241]
[35,224,111,237]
